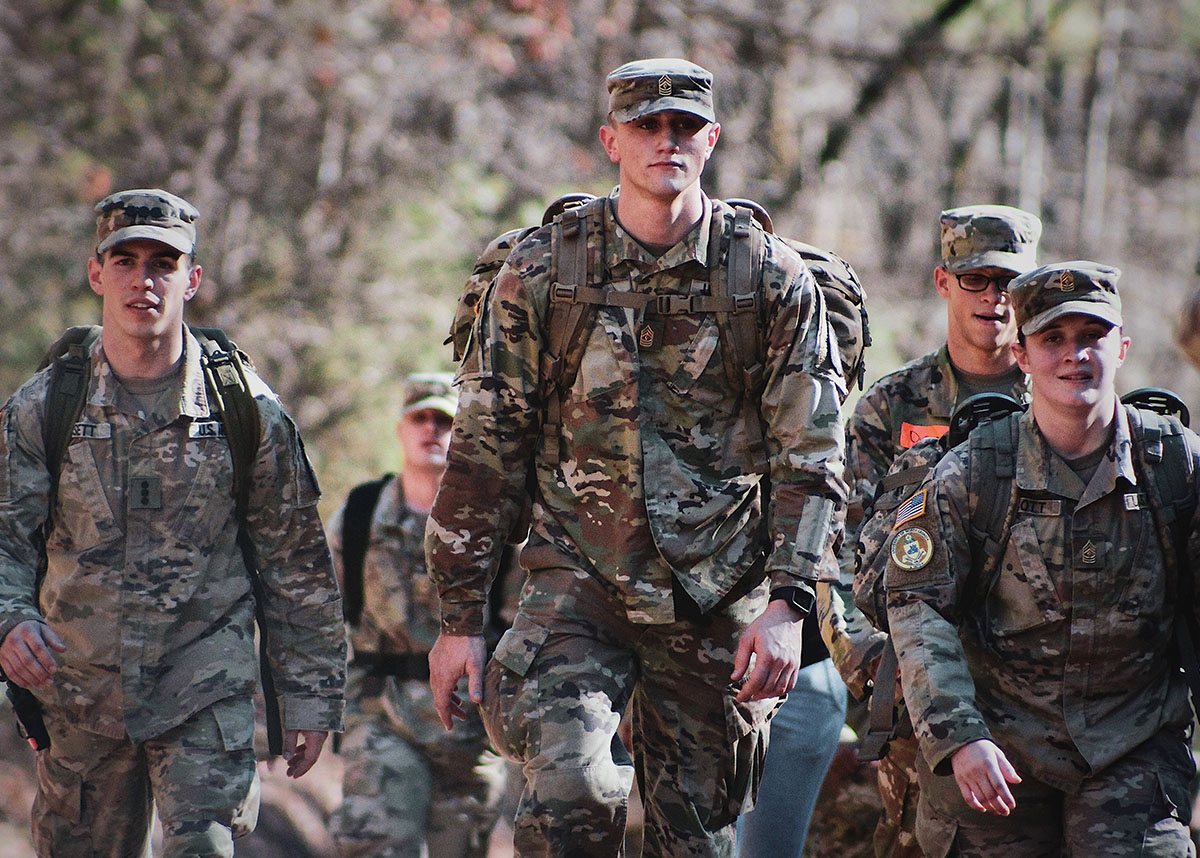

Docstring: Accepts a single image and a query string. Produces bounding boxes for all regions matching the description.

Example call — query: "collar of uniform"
[604,193,713,279]
[1014,402,1132,501]
[179,329,214,419]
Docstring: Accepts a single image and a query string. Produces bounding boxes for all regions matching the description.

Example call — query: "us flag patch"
[893,489,927,529]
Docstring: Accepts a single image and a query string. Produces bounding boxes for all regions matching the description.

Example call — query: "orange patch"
[900,422,949,449]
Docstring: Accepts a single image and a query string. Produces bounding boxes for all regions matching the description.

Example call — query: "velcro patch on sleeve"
[890,526,934,571]
[893,489,927,529]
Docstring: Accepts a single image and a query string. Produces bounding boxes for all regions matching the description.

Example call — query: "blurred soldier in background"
[328,373,508,858]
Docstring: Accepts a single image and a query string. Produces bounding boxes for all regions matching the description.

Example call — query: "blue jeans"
[737,657,848,857]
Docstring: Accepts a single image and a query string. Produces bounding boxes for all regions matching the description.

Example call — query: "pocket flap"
[492,613,550,678]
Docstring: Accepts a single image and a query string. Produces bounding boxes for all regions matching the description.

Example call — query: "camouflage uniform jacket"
[327,475,492,746]
[0,330,346,743]
[427,192,847,633]
[885,406,1198,792]
[821,345,1029,698]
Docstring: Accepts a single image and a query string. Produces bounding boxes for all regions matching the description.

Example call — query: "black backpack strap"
[190,326,282,754]
[41,326,102,514]
[965,412,1022,651]
[1126,406,1200,710]
[340,475,392,627]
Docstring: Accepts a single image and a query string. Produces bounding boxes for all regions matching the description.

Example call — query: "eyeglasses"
[407,410,454,431]
[955,272,1016,293]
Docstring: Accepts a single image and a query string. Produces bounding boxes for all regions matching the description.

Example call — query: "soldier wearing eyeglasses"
[817,204,1041,858]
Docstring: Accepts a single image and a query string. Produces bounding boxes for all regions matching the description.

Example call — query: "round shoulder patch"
[890,527,934,571]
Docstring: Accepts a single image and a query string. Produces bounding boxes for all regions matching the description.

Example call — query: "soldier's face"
[88,239,200,344]
[398,408,453,472]
[935,265,1018,357]
[599,110,719,201]
[1013,314,1129,415]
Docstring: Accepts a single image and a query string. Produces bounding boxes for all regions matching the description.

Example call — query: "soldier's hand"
[0,619,66,689]
[731,599,804,703]
[950,739,1021,816]
[428,632,487,730]
[282,729,327,779]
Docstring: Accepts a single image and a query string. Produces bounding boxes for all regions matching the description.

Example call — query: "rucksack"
[853,388,1197,760]
[18,324,287,755]
[449,194,869,510]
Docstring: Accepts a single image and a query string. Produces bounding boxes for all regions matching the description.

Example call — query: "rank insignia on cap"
[891,527,934,571]
[894,489,928,528]
[1059,270,1075,292]
[658,74,672,96]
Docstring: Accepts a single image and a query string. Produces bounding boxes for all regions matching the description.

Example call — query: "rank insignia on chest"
[638,319,663,350]
[890,526,934,571]
[1073,535,1107,568]
[129,475,163,510]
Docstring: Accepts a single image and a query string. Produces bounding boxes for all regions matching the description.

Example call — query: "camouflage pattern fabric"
[326,476,508,857]
[912,724,1194,857]
[818,344,1028,858]
[427,189,846,856]
[427,190,846,634]
[886,406,1200,853]
[32,694,260,857]
[0,329,345,853]
[0,329,345,740]
[483,566,778,858]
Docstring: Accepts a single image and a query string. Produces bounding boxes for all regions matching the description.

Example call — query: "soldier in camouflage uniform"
[817,205,1041,858]
[328,373,507,858]
[425,58,847,858]
[885,262,1198,856]
[0,189,346,858]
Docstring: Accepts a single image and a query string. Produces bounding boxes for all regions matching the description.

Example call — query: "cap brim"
[945,249,1038,275]
[403,395,457,418]
[1022,302,1123,335]
[97,225,194,256]
[611,97,715,124]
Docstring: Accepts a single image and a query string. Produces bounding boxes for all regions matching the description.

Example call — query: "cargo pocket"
[713,690,779,826]
[210,696,256,752]
[483,613,550,762]
[35,752,84,825]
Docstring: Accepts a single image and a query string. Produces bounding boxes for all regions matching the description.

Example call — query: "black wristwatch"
[769,586,815,618]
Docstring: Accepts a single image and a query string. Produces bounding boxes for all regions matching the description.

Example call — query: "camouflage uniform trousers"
[330,700,507,858]
[483,566,778,858]
[32,694,260,858]
[913,726,1196,858]
[874,727,923,858]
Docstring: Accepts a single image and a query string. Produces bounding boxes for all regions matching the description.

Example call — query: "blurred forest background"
[2,0,1200,854]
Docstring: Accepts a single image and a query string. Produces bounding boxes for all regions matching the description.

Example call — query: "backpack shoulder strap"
[542,196,607,460]
[711,203,768,470]
[41,326,102,504]
[967,411,1021,584]
[190,327,262,519]
[189,326,283,754]
[1126,405,1200,706]
[340,475,392,627]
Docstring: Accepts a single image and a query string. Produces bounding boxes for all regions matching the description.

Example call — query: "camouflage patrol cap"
[95,188,199,256]
[1010,261,1123,335]
[606,58,715,124]
[401,372,457,418]
[939,205,1041,274]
